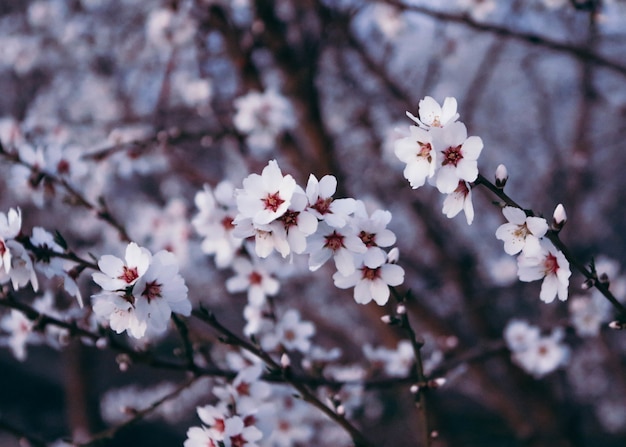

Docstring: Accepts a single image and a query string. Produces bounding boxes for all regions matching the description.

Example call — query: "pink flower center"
[262,192,285,212]
[284,328,296,341]
[359,231,377,247]
[141,280,162,302]
[230,434,246,447]
[221,216,235,230]
[454,180,470,196]
[118,266,139,284]
[236,381,250,396]
[248,271,263,285]
[324,231,345,251]
[57,159,70,175]
[442,145,463,167]
[362,266,381,281]
[418,142,432,160]
[544,253,559,275]
[312,197,333,215]
[214,418,225,433]
[0,240,6,256]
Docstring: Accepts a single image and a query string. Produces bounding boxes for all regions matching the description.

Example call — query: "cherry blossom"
[495,206,548,256]
[442,180,474,225]
[431,121,483,194]
[0,207,22,272]
[305,174,356,228]
[235,160,296,226]
[132,250,191,334]
[225,256,280,306]
[193,181,243,269]
[306,222,367,275]
[406,96,459,129]
[233,90,295,154]
[92,242,151,291]
[333,256,405,306]
[511,328,569,378]
[261,309,316,354]
[351,201,397,268]
[91,244,190,338]
[517,240,571,303]
[394,125,437,189]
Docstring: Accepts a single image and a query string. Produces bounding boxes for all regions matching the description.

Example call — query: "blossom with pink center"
[261,309,316,354]
[430,122,483,194]
[193,181,243,269]
[394,125,437,189]
[233,90,295,154]
[132,250,191,334]
[222,415,263,447]
[503,319,540,352]
[510,327,569,378]
[235,160,296,226]
[517,240,571,303]
[406,96,459,129]
[91,245,190,339]
[495,206,548,256]
[306,222,367,275]
[351,201,397,268]
[305,174,356,228]
[270,188,318,256]
[442,180,474,225]
[225,256,280,306]
[92,242,151,291]
[333,256,405,306]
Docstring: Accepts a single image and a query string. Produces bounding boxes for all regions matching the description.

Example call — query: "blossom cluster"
[91,242,191,339]
[0,207,82,305]
[496,206,571,303]
[394,96,482,225]
[192,159,405,323]
[504,319,569,378]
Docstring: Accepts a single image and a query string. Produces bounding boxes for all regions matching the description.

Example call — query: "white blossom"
[496,207,548,256]
[517,240,571,303]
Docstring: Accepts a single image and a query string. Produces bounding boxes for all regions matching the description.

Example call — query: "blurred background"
[1,0,626,446]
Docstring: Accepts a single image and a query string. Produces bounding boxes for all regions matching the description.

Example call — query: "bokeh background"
[1,0,626,446]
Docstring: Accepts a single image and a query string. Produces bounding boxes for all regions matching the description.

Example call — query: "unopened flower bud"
[410,384,420,394]
[609,320,626,330]
[581,278,594,290]
[495,164,508,189]
[96,337,108,349]
[336,404,345,416]
[430,430,439,439]
[281,353,291,368]
[381,315,393,324]
[387,247,400,264]
[397,304,406,315]
[552,203,567,231]
[429,377,447,388]
[599,272,610,284]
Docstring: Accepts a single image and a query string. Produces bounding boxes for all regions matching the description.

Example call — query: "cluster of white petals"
[504,320,569,378]
[91,242,191,339]
[193,159,404,309]
[233,89,296,155]
[395,96,482,225]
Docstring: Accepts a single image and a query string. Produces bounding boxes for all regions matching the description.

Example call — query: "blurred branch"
[192,306,376,447]
[76,375,200,447]
[375,0,626,77]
